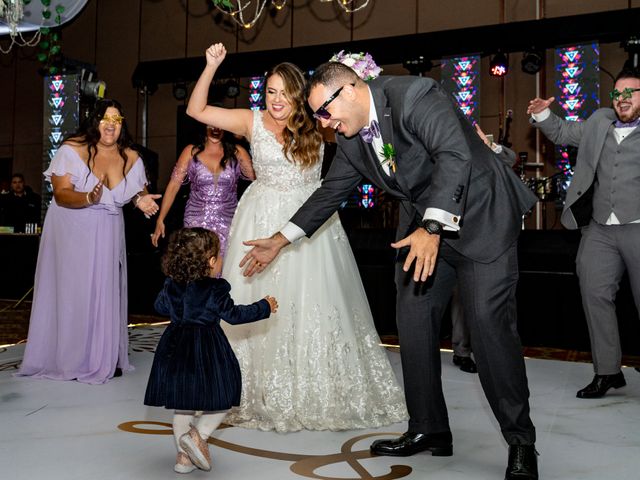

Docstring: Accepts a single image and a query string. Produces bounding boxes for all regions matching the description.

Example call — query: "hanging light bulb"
[211,0,370,29]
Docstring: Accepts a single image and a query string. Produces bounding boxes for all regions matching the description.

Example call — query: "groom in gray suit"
[529,68,640,400]
[242,62,538,479]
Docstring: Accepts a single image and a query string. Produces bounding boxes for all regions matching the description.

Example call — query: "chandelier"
[1,1,88,54]
[212,0,370,29]
[0,0,41,53]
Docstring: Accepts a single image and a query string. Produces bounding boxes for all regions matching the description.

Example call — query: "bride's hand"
[205,43,226,69]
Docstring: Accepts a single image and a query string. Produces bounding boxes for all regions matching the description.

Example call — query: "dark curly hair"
[190,126,238,170]
[161,227,220,284]
[64,99,134,181]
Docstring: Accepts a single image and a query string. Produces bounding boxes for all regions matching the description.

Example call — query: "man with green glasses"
[528,68,640,399]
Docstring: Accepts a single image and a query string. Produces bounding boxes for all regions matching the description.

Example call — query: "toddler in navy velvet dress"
[144,227,277,473]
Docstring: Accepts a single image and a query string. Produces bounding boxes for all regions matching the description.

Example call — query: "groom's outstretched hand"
[391,228,440,282]
[240,232,290,277]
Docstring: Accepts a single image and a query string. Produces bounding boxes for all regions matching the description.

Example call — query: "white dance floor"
[1,326,639,480]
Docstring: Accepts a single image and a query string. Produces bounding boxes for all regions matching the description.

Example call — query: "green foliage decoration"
[37,0,65,74]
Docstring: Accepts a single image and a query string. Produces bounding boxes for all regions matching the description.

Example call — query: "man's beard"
[615,102,640,123]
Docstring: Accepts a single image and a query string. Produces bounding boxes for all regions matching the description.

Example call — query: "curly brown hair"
[161,227,220,284]
[266,62,322,169]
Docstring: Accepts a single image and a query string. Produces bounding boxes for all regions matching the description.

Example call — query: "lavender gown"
[179,157,242,257]
[17,145,148,384]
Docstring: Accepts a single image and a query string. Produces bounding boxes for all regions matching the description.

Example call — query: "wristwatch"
[421,219,443,235]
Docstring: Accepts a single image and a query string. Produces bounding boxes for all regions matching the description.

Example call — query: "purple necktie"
[614,117,640,128]
[359,119,380,143]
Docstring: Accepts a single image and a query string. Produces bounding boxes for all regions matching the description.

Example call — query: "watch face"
[425,220,442,234]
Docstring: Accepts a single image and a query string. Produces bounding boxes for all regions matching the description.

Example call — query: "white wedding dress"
[222,111,407,432]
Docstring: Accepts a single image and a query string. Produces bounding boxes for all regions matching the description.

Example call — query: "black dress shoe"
[576,372,625,399]
[505,445,538,479]
[114,367,123,378]
[453,355,478,373]
[370,431,453,457]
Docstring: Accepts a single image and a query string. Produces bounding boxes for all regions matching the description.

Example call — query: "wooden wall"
[0,0,631,198]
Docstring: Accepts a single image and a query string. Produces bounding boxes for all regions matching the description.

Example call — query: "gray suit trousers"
[576,221,640,374]
[395,241,535,445]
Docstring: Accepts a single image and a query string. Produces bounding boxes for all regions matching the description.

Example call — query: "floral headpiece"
[329,50,382,81]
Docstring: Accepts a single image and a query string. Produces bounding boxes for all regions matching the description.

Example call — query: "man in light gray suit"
[529,68,640,400]
[242,62,538,479]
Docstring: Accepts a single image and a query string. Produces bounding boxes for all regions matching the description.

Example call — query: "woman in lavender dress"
[151,126,254,257]
[17,100,161,384]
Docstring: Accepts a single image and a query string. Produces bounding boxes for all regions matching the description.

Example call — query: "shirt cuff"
[424,208,461,232]
[531,108,551,122]
[280,222,306,243]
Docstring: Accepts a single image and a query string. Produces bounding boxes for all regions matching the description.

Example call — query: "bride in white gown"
[187,43,407,432]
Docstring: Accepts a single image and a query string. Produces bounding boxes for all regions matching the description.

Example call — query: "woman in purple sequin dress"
[151,127,254,257]
[17,100,161,384]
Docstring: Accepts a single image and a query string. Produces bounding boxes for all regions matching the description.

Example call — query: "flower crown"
[329,50,382,81]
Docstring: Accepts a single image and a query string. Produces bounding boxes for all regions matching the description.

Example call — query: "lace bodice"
[250,110,323,191]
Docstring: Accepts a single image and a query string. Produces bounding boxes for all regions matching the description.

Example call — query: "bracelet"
[134,193,142,207]
[86,192,92,206]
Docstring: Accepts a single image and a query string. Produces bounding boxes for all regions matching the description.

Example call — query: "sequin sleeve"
[170,161,190,184]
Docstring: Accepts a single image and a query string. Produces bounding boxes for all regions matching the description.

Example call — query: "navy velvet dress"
[144,277,271,411]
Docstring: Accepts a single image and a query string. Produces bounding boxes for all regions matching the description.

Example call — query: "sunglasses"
[609,87,640,101]
[312,83,355,120]
[100,114,125,125]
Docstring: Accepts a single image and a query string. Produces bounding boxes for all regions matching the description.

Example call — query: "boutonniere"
[380,143,397,173]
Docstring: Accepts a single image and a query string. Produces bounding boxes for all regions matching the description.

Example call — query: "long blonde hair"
[266,63,322,169]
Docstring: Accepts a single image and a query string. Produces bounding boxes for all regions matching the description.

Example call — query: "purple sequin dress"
[17,145,148,384]
[179,157,242,257]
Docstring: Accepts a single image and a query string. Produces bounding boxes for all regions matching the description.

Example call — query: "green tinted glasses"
[609,87,640,101]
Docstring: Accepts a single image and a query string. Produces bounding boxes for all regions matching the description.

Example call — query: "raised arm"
[235,144,255,180]
[528,96,585,147]
[151,145,192,246]
[186,43,253,139]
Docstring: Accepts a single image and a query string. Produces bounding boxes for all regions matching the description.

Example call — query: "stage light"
[403,56,434,76]
[521,50,543,74]
[225,79,240,98]
[172,82,188,100]
[82,80,107,99]
[489,52,509,77]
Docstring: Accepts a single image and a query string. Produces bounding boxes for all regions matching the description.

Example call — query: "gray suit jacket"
[531,108,617,229]
[292,76,536,263]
